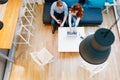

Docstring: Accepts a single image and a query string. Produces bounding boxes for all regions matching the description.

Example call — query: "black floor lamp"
[79,10,120,64]
[0,0,8,30]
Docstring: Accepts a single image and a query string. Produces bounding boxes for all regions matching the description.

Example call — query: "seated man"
[50,0,68,34]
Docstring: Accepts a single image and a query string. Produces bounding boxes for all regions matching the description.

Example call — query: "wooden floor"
[10,4,120,80]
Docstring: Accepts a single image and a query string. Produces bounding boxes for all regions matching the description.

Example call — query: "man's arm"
[51,15,61,24]
[51,15,57,22]
[50,2,56,21]
[50,2,61,24]
[60,15,67,27]
[60,2,68,27]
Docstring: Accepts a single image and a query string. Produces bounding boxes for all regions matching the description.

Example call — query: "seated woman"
[68,4,83,33]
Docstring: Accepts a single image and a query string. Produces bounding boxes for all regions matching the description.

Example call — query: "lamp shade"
[79,28,115,65]
[0,21,3,30]
[0,0,8,4]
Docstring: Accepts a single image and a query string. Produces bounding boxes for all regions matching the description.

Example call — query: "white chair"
[30,48,55,68]
[104,0,120,14]
[23,0,36,17]
[13,0,36,47]
[14,20,33,47]
[20,0,35,29]
[79,56,108,78]
[18,16,34,36]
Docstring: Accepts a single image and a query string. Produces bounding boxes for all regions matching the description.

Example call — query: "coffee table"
[58,27,85,52]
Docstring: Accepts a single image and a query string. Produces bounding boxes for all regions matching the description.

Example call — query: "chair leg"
[79,56,108,78]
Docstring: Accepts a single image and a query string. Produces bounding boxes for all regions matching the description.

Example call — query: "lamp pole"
[79,3,120,64]
[104,16,120,38]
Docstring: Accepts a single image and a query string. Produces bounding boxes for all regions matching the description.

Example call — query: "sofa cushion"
[83,0,106,9]
[79,0,85,4]
[106,0,113,3]
[79,7,103,25]
[63,0,79,7]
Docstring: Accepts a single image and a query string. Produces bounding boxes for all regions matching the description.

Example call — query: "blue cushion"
[79,0,85,3]
[84,0,106,9]
[79,7,103,25]
[106,0,113,3]
[63,0,79,7]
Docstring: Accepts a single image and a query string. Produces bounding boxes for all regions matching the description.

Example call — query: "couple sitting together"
[50,0,84,34]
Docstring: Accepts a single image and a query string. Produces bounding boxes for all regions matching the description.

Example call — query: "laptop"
[67,27,77,36]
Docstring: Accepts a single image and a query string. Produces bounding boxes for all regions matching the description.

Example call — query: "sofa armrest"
[44,0,57,3]
[43,3,52,24]
[79,0,85,4]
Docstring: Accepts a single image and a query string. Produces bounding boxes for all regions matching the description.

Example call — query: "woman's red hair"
[70,4,83,18]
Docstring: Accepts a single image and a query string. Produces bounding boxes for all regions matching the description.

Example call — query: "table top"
[58,27,85,52]
[0,0,22,49]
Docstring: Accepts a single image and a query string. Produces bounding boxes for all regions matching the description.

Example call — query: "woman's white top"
[68,11,81,27]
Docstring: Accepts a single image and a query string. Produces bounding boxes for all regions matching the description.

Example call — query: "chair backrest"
[79,56,108,77]
[30,48,54,67]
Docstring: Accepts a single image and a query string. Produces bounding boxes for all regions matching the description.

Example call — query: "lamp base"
[0,0,8,4]
[0,21,3,30]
